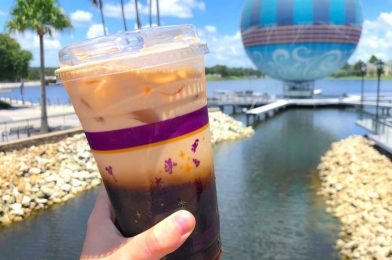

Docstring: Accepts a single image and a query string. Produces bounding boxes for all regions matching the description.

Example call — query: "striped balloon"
[241,0,363,82]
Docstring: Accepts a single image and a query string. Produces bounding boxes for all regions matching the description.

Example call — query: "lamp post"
[375,60,384,134]
[360,62,367,111]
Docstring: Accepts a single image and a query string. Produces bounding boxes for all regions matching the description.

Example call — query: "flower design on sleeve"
[105,165,117,182]
[191,139,199,153]
[164,158,177,174]
[192,158,200,168]
[155,177,162,187]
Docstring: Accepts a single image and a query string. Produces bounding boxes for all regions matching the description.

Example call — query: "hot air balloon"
[241,0,363,97]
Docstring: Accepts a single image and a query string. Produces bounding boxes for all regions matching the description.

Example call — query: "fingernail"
[173,210,193,235]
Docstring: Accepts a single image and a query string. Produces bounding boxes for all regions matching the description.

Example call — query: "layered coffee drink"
[56,25,221,259]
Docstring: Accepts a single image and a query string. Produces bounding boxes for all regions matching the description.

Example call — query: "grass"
[328,75,392,80]
[206,75,392,81]
[206,75,252,81]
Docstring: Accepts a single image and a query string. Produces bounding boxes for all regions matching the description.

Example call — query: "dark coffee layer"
[104,175,221,259]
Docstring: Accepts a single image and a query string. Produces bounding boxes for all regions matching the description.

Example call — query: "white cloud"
[350,12,392,63]
[11,31,62,67]
[103,0,205,19]
[158,0,205,18]
[71,10,93,23]
[103,2,136,18]
[204,25,216,33]
[87,23,107,39]
[199,28,254,68]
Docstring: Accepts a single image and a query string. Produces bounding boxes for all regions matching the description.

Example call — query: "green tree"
[206,65,263,78]
[369,55,378,64]
[353,60,365,76]
[7,0,72,133]
[0,34,32,82]
[27,67,58,80]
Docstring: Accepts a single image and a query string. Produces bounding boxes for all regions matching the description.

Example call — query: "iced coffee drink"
[56,25,221,259]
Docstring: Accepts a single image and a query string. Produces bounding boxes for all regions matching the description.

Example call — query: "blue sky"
[0,0,392,67]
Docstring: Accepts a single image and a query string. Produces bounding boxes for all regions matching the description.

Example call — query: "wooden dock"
[243,95,392,154]
[208,90,392,154]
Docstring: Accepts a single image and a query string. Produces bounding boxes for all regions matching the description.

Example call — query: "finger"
[87,186,120,236]
[81,187,124,258]
[91,186,113,221]
[124,210,196,260]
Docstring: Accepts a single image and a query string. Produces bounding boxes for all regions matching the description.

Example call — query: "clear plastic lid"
[56,25,207,81]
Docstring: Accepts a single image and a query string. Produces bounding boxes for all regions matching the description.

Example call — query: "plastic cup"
[55,25,221,259]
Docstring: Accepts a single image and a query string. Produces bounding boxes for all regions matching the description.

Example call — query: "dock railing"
[358,109,392,135]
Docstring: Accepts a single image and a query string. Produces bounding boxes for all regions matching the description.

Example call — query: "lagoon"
[1,79,392,104]
[0,107,367,259]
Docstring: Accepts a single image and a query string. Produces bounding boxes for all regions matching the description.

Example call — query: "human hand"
[80,186,196,260]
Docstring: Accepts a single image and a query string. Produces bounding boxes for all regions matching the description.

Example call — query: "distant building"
[383,61,392,76]
[365,61,392,76]
[366,63,377,77]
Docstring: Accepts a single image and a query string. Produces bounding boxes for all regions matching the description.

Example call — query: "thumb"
[124,210,196,260]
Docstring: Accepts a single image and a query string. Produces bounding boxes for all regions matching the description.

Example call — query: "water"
[1,79,392,103]
[0,189,98,259]
[0,84,70,105]
[207,79,392,97]
[0,108,367,259]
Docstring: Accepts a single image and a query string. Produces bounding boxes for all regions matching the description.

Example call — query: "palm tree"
[92,0,107,35]
[120,0,127,31]
[156,0,160,26]
[149,0,152,27]
[7,0,72,133]
[148,0,160,27]
[134,0,141,29]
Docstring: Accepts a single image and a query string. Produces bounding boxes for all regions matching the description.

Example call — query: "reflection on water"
[215,108,366,259]
[0,188,98,259]
[0,108,366,259]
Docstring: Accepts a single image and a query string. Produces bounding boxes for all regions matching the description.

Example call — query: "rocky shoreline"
[317,136,392,259]
[0,111,253,225]
[209,110,254,143]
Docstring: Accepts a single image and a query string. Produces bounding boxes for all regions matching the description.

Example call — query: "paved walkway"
[0,104,75,122]
[0,104,79,143]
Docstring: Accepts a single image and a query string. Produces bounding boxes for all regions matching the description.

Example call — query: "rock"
[77,151,91,159]
[10,203,24,216]
[35,190,45,199]
[30,174,41,185]
[44,174,58,183]
[41,186,55,197]
[0,215,11,225]
[208,110,254,144]
[61,168,73,177]
[29,167,41,175]
[61,184,72,192]
[71,179,82,187]
[35,198,48,205]
[2,194,11,202]
[21,196,31,207]
[12,187,20,197]
[317,136,392,260]
[91,179,101,186]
